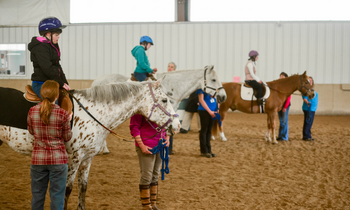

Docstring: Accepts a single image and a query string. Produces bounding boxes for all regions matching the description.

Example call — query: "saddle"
[24,85,73,115]
[130,73,157,82]
[241,83,270,101]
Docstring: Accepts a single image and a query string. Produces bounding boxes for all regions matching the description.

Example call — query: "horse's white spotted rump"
[0,79,180,210]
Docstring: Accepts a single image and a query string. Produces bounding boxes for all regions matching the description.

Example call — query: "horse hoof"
[272,141,278,144]
[0,140,2,146]
[211,136,215,140]
[221,137,227,142]
[103,151,110,155]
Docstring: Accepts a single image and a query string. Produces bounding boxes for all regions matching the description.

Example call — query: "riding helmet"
[140,36,154,45]
[38,17,66,35]
[249,50,259,57]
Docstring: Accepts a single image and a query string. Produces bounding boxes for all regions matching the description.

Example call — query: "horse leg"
[102,140,110,154]
[218,110,228,141]
[265,116,271,142]
[270,112,278,144]
[77,157,93,210]
[64,159,81,210]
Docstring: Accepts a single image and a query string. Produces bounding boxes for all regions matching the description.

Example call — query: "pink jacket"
[130,114,165,148]
[284,95,291,109]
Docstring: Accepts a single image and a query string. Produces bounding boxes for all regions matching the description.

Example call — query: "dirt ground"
[0,112,350,210]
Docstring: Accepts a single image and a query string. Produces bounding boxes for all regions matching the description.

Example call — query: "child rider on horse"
[28,17,71,100]
[245,50,265,106]
[131,36,158,82]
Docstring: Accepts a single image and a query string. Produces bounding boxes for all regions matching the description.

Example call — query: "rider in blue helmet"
[131,35,157,81]
[28,17,70,100]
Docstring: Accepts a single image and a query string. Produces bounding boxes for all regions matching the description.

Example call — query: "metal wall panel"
[1,21,349,84]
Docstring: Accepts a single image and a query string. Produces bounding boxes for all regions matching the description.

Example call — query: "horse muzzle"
[217,94,227,104]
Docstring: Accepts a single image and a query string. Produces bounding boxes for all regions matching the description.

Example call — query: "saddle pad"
[240,84,271,101]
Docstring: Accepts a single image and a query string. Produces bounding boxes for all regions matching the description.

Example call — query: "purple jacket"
[130,114,165,148]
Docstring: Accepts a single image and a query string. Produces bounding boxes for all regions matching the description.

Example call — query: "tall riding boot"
[150,182,161,210]
[139,185,152,210]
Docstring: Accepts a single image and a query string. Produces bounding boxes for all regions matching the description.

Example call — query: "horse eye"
[162,98,167,103]
[212,79,216,82]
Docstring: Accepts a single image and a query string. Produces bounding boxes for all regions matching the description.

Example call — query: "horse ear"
[204,65,214,72]
[302,71,307,75]
[153,75,166,88]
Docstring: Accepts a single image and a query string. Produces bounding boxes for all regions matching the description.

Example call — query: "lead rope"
[149,137,170,180]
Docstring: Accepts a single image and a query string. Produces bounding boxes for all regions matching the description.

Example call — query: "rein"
[67,90,134,142]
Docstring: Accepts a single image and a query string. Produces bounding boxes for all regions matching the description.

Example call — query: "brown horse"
[212,71,315,144]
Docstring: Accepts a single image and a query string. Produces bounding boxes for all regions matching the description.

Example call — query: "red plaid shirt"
[27,103,72,165]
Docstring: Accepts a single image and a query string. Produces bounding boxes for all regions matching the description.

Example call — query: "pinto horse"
[212,71,315,144]
[0,78,180,210]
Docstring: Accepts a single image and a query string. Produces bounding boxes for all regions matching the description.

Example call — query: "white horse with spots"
[92,65,227,154]
[0,78,180,210]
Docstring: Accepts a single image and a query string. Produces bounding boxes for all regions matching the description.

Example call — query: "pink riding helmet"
[249,50,259,57]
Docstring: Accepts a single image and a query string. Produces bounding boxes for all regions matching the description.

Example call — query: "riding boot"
[139,185,152,210]
[150,182,161,210]
[257,98,265,106]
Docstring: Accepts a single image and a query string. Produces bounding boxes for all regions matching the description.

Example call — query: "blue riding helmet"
[38,17,66,33]
[140,36,154,45]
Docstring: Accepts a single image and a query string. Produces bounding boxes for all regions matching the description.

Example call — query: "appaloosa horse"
[212,71,314,144]
[92,65,227,154]
[0,78,180,210]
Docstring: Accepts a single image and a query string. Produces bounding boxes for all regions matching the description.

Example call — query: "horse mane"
[74,82,143,103]
[268,73,300,84]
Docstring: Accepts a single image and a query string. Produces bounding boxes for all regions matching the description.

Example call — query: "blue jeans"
[31,164,68,210]
[278,106,290,140]
[32,81,44,100]
[303,110,315,139]
[134,72,148,82]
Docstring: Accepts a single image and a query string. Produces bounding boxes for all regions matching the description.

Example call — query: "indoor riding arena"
[1,1,350,210]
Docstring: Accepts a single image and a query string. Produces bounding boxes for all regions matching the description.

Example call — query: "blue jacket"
[131,45,153,73]
[196,89,217,111]
[302,92,318,112]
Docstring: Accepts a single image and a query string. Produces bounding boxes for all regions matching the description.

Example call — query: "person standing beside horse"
[277,72,291,141]
[245,50,265,105]
[197,89,218,158]
[27,80,72,210]
[130,114,170,210]
[29,17,71,100]
[132,36,158,82]
[167,62,176,155]
[302,77,318,141]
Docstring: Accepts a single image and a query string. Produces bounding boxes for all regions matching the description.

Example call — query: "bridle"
[299,75,314,96]
[203,68,224,97]
[145,83,178,138]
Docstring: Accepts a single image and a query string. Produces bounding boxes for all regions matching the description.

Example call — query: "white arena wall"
[1,21,350,114]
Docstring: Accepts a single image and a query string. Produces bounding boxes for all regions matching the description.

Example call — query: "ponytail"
[39,80,59,125]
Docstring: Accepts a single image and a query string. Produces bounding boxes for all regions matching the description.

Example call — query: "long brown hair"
[40,80,59,125]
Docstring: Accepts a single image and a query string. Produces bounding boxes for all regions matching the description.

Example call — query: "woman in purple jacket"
[130,114,170,210]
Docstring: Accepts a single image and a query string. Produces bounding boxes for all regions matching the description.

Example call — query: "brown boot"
[150,182,161,210]
[139,185,152,210]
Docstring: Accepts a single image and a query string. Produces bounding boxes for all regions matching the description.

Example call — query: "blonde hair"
[40,80,59,125]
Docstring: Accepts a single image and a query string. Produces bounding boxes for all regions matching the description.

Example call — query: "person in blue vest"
[302,77,318,141]
[131,36,157,82]
[197,89,218,158]
[28,17,71,100]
